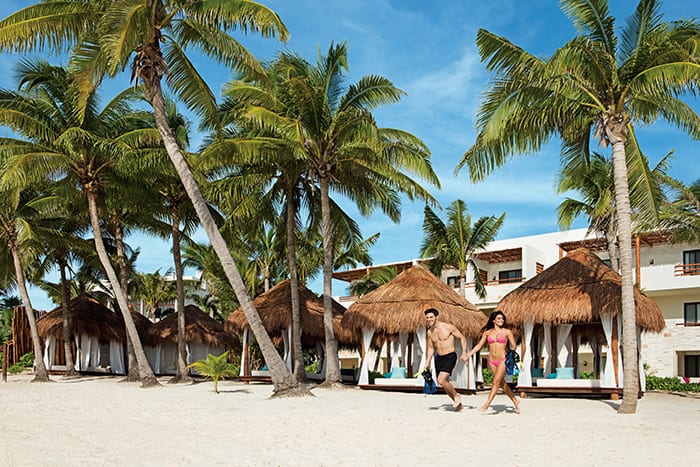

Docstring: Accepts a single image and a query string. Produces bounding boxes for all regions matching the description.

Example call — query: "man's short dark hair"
[424,308,439,317]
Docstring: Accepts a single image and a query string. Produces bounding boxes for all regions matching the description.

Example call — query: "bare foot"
[479,406,488,414]
[513,399,521,414]
[454,402,463,412]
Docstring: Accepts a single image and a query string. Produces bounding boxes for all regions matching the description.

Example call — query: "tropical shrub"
[646,376,700,393]
[9,352,34,374]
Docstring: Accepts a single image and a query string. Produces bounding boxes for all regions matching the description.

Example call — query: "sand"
[1,372,697,466]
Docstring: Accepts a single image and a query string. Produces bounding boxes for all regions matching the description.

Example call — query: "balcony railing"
[458,276,526,288]
[674,263,700,276]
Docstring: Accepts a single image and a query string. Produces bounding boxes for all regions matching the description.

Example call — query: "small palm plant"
[186,352,237,394]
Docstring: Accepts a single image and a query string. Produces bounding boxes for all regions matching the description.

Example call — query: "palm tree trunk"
[9,239,49,382]
[286,193,305,382]
[85,189,157,386]
[115,223,140,382]
[170,208,191,384]
[147,84,304,396]
[610,138,639,414]
[319,174,340,385]
[57,258,78,377]
[605,223,620,273]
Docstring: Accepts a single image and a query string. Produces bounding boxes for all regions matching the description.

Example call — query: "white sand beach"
[1,372,697,467]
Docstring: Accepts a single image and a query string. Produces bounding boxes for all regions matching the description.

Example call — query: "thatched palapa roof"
[151,304,235,348]
[497,248,665,332]
[341,265,486,338]
[37,295,126,342]
[225,279,357,347]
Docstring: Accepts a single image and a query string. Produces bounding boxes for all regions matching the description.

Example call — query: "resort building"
[333,228,700,381]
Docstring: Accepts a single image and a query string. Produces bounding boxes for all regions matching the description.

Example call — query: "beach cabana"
[497,248,665,395]
[149,305,234,375]
[37,295,128,374]
[225,279,356,381]
[341,265,486,391]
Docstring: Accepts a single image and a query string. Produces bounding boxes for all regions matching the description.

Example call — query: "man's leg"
[437,372,462,411]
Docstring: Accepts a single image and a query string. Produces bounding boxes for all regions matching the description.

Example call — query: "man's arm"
[452,325,469,362]
[424,332,434,370]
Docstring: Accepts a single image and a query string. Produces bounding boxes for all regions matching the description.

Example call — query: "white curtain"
[518,320,534,387]
[466,337,475,390]
[555,324,572,368]
[239,328,248,377]
[43,336,55,370]
[637,327,646,392]
[391,338,400,369]
[109,340,125,374]
[358,328,375,385]
[451,336,468,389]
[281,327,292,370]
[398,332,408,368]
[601,314,616,387]
[415,326,427,372]
[543,324,552,375]
[73,335,80,371]
[616,317,624,386]
[89,337,100,370]
[79,333,91,370]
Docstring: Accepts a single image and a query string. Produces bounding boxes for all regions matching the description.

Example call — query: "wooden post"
[612,317,620,388]
[550,329,557,374]
[406,334,414,375]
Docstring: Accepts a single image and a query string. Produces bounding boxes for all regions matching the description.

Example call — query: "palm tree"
[349,266,397,297]
[0,186,50,381]
[657,177,700,243]
[187,351,238,394]
[132,270,177,320]
[229,42,439,384]
[0,61,158,385]
[420,200,505,299]
[0,0,312,397]
[457,0,700,413]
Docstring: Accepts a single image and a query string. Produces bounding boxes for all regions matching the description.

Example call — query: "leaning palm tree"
[0,61,158,385]
[421,200,505,299]
[0,186,50,382]
[230,42,439,385]
[0,0,309,397]
[457,0,700,413]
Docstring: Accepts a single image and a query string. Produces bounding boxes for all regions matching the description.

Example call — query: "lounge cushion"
[556,367,574,379]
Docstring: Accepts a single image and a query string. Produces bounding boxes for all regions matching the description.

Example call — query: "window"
[446,276,459,286]
[498,269,522,283]
[684,355,700,378]
[683,250,700,275]
[684,302,700,325]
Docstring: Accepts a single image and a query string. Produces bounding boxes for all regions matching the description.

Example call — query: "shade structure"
[225,279,356,347]
[341,265,486,390]
[341,265,486,338]
[225,279,357,379]
[496,248,665,391]
[36,294,134,374]
[498,248,664,332]
[148,305,234,375]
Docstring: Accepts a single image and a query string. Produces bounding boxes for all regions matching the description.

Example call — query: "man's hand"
[460,353,468,363]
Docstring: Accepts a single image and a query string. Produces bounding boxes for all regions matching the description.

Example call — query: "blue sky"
[1,0,698,308]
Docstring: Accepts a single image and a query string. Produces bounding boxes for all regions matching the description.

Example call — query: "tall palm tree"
[0,0,310,397]
[230,42,439,384]
[0,186,50,381]
[657,177,700,243]
[457,0,700,413]
[0,61,158,385]
[421,200,505,299]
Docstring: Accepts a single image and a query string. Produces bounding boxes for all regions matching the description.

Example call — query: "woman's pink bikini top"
[487,332,507,344]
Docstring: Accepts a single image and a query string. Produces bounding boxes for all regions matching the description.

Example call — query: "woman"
[466,310,520,413]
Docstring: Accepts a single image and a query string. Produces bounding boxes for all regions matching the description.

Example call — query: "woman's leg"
[501,379,520,413]
[481,362,506,411]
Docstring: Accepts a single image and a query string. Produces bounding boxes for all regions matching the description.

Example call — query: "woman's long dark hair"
[481,310,507,333]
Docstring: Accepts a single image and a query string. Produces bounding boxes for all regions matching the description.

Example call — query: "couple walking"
[423,308,520,413]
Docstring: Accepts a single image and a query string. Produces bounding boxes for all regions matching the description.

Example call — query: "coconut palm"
[228,42,439,384]
[656,177,700,243]
[0,61,158,385]
[349,266,398,297]
[421,199,505,299]
[457,0,700,412]
[0,0,305,396]
[0,186,50,381]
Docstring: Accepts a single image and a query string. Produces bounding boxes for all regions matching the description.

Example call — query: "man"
[424,307,468,411]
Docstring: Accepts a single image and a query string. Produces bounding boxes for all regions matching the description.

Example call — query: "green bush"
[8,352,34,374]
[482,368,494,386]
[646,375,700,393]
[580,371,595,380]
